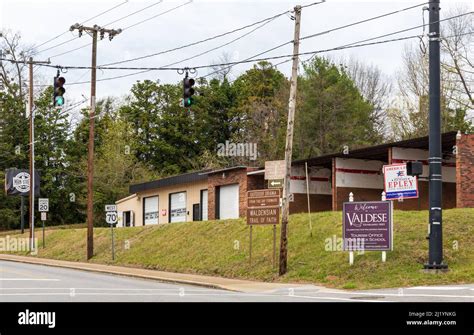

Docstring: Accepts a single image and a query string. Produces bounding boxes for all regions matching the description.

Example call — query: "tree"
[391,7,473,140]
[120,80,202,175]
[344,57,392,140]
[294,57,376,158]
[231,61,289,165]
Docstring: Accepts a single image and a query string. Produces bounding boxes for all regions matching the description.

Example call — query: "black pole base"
[423,263,448,271]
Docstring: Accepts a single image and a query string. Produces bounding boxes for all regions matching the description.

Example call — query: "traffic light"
[406,161,423,176]
[183,76,195,107]
[53,73,66,107]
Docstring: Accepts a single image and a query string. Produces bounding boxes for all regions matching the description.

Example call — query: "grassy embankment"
[3,208,474,290]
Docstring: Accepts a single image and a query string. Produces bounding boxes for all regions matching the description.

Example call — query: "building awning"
[129,170,210,194]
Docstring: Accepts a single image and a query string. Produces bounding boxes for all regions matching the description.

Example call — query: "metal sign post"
[249,225,252,266]
[41,212,46,248]
[273,224,276,268]
[38,198,49,249]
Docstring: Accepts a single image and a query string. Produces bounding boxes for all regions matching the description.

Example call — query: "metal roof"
[199,166,249,175]
[292,131,458,168]
[129,170,210,194]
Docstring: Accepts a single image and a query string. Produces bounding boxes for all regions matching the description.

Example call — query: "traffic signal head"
[183,77,195,107]
[53,76,66,107]
[406,161,423,176]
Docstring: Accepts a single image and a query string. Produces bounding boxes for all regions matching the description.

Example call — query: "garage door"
[170,192,187,223]
[201,190,208,221]
[144,196,158,225]
[219,184,239,219]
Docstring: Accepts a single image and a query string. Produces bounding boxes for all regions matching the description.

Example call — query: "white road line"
[407,286,470,290]
[301,289,474,299]
[290,294,392,303]
[0,278,60,281]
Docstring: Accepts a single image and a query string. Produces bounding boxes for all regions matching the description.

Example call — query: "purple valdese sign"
[343,201,393,251]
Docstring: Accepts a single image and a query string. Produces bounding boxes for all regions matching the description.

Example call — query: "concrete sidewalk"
[0,254,316,293]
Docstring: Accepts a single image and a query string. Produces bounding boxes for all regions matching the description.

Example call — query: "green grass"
[3,208,474,290]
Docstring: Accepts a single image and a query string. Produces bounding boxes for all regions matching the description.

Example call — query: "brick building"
[116,131,473,226]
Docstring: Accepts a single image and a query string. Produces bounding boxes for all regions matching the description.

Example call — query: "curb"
[0,254,301,293]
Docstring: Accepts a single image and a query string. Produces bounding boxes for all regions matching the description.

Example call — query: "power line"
[44,1,190,60]
[98,1,423,69]
[122,0,192,30]
[202,10,473,79]
[35,0,164,57]
[14,13,472,85]
[159,14,280,69]
[98,3,305,67]
[101,0,164,27]
[32,0,129,51]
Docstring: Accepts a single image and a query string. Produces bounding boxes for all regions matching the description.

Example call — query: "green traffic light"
[184,97,194,107]
[55,96,64,106]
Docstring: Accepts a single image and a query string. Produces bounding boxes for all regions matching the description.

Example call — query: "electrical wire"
[35,0,164,57]
[122,0,191,30]
[45,1,190,60]
[32,0,129,51]
[10,12,472,85]
[98,3,303,67]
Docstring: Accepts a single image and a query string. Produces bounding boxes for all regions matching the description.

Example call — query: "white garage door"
[219,184,239,219]
[201,190,208,221]
[170,192,187,223]
[144,196,158,225]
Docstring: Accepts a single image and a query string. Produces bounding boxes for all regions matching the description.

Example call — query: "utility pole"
[279,5,302,276]
[28,57,50,251]
[69,24,121,260]
[425,0,447,270]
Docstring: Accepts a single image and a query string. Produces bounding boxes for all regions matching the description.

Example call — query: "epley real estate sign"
[383,163,419,200]
[343,201,393,251]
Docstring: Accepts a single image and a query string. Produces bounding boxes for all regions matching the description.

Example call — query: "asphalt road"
[1,260,474,302]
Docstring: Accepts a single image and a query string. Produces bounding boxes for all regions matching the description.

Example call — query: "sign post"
[105,205,118,260]
[38,198,49,249]
[247,189,280,268]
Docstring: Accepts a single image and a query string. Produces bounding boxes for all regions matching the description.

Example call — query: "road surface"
[1,260,473,302]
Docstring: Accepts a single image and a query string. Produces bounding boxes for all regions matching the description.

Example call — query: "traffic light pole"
[279,5,302,276]
[69,24,121,260]
[28,57,50,251]
[425,0,447,270]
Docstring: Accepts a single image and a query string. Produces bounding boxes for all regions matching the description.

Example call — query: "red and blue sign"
[383,163,419,200]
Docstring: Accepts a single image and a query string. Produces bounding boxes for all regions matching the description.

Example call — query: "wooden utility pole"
[279,5,302,276]
[69,24,121,260]
[28,57,50,250]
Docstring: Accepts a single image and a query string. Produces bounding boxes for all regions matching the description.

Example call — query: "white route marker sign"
[105,204,118,225]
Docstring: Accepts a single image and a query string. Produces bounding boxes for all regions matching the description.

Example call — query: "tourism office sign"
[343,201,393,251]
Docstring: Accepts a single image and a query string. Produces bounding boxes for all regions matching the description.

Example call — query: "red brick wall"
[290,194,332,213]
[456,134,474,208]
[394,181,456,210]
[207,168,250,220]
